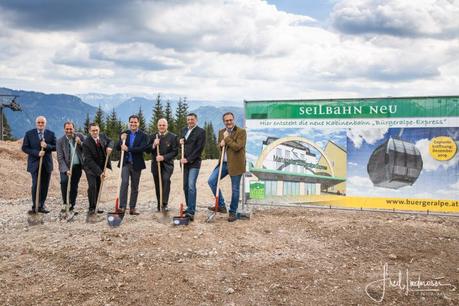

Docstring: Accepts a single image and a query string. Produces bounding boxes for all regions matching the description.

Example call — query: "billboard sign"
[244,96,459,214]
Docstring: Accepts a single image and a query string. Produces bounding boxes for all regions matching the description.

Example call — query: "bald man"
[22,116,56,214]
[147,118,178,211]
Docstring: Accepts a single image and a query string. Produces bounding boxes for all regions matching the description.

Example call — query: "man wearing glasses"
[22,116,56,214]
[207,112,246,222]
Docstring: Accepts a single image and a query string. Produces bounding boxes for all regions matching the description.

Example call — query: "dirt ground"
[0,140,458,305]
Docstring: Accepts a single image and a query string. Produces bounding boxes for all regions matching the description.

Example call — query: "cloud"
[347,175,372,187]
[0,0,129,31]
[347,127,388,148]
[450,180,459,189]
[89,44,183,71]
[331,0,459,39]
[0,0,458,99]
[415,138,459,171]
[246,152,259,162]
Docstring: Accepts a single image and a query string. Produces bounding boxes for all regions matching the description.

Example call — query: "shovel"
[87,151,111,223]
[60,140,78,222]
[27,148,44,226]
[107,139,125,228]
[206,145,226,223]
[173,143,189,225]
[157,135,169,224]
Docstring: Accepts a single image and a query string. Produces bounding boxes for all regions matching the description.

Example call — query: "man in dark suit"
[147,118,178,211]
[116,115,149,215]
[179,113,205,220]
[21,116,56,213]
[82,123,113,215]
[56,121,85,212]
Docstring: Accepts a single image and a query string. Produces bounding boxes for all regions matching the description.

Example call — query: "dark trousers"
[152,162,173,209]
[60,164,82,207]
[30,170,51,210]
[120,163,142,209]
[86,173,101,211]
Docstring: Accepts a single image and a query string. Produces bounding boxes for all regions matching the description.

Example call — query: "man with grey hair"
[56,121,85,212]
[22,116,56,214]
[147,118,178,211]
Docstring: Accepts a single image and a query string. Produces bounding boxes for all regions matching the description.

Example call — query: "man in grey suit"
[56,121,85,212]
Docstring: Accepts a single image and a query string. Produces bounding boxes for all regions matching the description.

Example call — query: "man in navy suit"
[116,115,149,215]
[179,113,206,220]
[21,116,56,213]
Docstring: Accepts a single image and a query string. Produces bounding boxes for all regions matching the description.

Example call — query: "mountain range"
[1,87,244,138]
[0,87,96,138]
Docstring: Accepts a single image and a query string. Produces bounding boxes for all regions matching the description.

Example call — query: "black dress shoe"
[28,209,37,214]
[162,205,169,212]
[115,208,125,214]
[184,212,194,221]
[129,208,140,215]
[69,205,75,211]
[207,205,227,213]
[228,212,237,222]
[97,209,104,214]
[38,207,50,214]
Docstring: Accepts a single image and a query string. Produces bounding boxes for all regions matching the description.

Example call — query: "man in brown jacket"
[207,112,246,222]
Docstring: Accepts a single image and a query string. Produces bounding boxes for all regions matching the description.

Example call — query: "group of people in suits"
[21,112,246,222]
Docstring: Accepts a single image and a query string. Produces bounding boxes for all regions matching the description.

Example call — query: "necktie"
[96,138,100,147]
[38,132,43,140]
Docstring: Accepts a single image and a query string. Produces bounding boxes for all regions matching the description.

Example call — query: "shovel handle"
[95,151,111,210]
[156,134,163,209]
[115,139,126,210]
[214,145,226,211]
[35,147,45,211]
[66,140,78,210]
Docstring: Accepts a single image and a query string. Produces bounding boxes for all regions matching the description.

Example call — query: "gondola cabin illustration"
[367,137,423,189]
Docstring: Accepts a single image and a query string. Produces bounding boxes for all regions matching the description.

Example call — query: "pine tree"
[149,93,163,134]
[164,100,175,134]
[209,121,219,158]
[175,97,188,136]
[105,108,119,140]
[83,113,90,135]
[1,112,14,140]
[94,105,105,132]
[105,108,123,161]
[203,121,219,159]
[120,120,127,132]
[137,106,146,132]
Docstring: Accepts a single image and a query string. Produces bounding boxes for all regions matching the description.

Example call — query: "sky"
[0,0,458,102]
[246,127,347,164]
